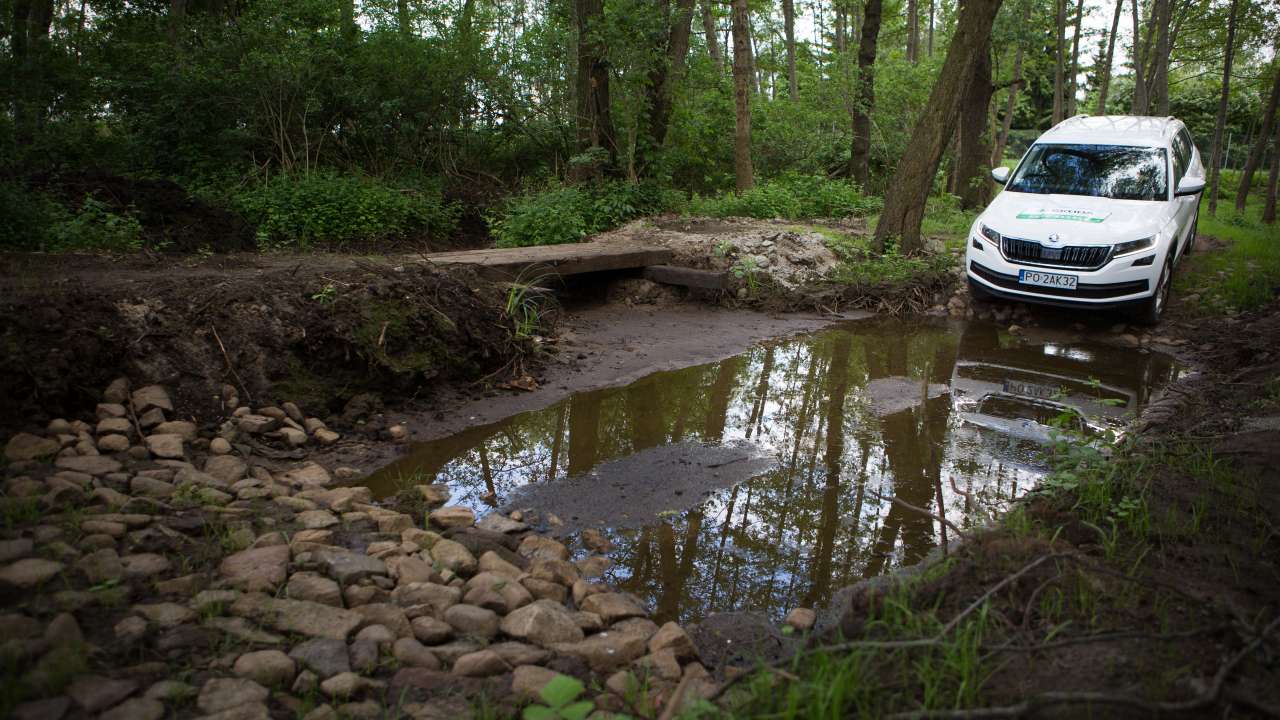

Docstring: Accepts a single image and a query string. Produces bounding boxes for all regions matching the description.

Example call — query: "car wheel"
[1130,257,1173,326]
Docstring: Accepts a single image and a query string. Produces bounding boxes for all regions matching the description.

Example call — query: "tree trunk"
[1095,0,1123,114]
[396,0,410,34]
[702,0,721,64]
[645,0,697,159]
[956,42,994,210]
[873,0,1005,254]
[1065,0,1084,117]
[928,0,935,56]
[906,0,919,63]
[849,0,883,189]
[1130,0,1147,114]
[731,0,754,191]
[1053,0,1066,124]
[1264,124,1279,223]
[1235,63,1280,211]
[574,0,619,178]
[168,0,187,43]
[992,8,1026,167]
[1207,0,1240,215]
[1149,0,1172,115]
[783,0,797,99]
[340,0,356,39]
[747,13,761,95]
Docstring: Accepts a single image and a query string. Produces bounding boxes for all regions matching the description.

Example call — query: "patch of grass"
[1177,195,1280,312]
[687,174,882,221]
[0,497,42,531]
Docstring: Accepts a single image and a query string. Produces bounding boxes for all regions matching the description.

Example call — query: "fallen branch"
[986,624,1232,653]
[869,490,964,536]
[212,324,252,404]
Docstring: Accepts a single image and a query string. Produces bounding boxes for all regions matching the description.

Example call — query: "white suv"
[966,115,1205,324]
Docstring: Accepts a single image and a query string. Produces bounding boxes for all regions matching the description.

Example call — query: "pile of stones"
[0,379,730,720]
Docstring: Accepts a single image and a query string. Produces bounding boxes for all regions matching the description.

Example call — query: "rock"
[115,616,148,645]
[131,385,173,414]
[452,650,509,677]
[234,650,296,687]
[510,665,561,702]
[521,577,567,603]
[137,408,166,428]
[201,703,270,720]
[353,603,412,638]
[552,631,648,672]
[205,455,247,484]
[518,535,569,562]
[103,378,130,404]
[581,528,611,553]
[476,514,528,534]
[392,582,461,616]
[46,613,84,647]
[528,558,580,586]
[206,617,285,645]
[312,549,387,585]
[54,455,121,475]
[210,437,233,455]
[197,678,268,714]
[392,638,441,669]
[314,429,340,445]
[279,427,308,447]
[97,435,131,453]
[581,593,646,623]
[287,572,343,606]
[430,539,477,575]
[348,638,379,673]
[429,506,475,529]
[0,558,64,588]
[133,602,196,628]
[152,420,197,440]
[444,604,499,639]
[388,556,436,585]
[220,545,290,592]
[466,571,532,611]
[500,600,584,646]
[648,621,697,660]
[417,485,451,505]
[100,697,164,720]
[387,424,409,441]
[784,608,816,632]
[0,538,33,564]
[76,548,122,584]
[144,680,195,701]
[81,519,126,537]
[410,616,452,644]
[130,476,175,499]
[280,462,332,488]
[297,509,340,529]
[121,553,171,579]
[237,415,279,435]
[637,649,682,681]
[6,432,61,461]
[67,675,138,713]
[230,593,363,640]
[289,639,351,679]
[478,551,524,579]
[144,434,185,459]
[575,555,610,578]
[320,672,383,699]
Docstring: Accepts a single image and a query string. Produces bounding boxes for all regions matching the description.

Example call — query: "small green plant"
[731,256,761,295]
[522,674,593,720]
[504,270,554,338]
[47,194,145,252]
[489,182,678,248]
[311,284,338,305]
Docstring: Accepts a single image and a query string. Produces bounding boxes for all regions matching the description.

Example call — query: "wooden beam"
[643,264,728,290]
[423,244,673,280]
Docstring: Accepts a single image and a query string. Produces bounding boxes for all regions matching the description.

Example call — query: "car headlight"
[980,223,1002,244]
[1113,236,1154,257]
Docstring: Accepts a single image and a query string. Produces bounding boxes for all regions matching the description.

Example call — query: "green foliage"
[1176,195,1280,312]
[489,182,678,248]
[0,184,147,253]
[232,173,459,250]
[689,175,881,220]
[522,674,593,720]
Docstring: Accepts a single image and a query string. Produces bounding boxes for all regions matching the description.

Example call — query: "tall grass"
[1178,194,1280,311]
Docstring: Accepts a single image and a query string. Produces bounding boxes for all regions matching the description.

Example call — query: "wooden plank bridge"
[421,242,727,290]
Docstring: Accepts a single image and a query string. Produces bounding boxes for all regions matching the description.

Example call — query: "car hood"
[981,191,1169,246]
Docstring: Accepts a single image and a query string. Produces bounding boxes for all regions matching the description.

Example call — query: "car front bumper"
[965,236,1160,308]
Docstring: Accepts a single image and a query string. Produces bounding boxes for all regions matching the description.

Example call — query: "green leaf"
[523,705,556,720]
[539,674,585,708]
[560,700,595,720]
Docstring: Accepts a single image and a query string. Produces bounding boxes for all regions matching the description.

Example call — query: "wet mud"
[365,317,1182,624]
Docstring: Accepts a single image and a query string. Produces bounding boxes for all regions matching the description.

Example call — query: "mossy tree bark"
[873,0,1005,254]
[731,0,754,192]
[849,0,883,189]
[573,0,619,179]
[956,42,994,211]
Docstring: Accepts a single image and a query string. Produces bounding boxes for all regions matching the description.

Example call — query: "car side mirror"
[1175,176,1205,197]
[990,167,1011,185]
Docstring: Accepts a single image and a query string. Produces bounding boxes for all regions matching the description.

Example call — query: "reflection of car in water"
[949,323,1178,454]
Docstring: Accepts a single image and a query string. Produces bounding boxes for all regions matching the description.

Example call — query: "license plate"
[1018,269,1078,289]
[1003,379,1057,399]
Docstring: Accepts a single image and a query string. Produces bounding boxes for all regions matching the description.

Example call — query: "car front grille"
[1000,237,1111,269]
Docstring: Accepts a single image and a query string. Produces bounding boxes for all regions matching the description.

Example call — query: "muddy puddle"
[366,319,1182,623]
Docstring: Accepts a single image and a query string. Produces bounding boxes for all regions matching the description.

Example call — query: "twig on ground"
[211,324,252,404]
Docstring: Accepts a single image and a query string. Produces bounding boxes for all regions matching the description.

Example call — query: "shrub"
[233,173,460,249]
[489,181,679,248]
[1,183,147,253]
[689,174,881,220]
[48,195,145,252]
[0,181,61,251]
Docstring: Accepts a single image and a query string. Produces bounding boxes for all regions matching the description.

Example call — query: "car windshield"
[1006,144,1168,201]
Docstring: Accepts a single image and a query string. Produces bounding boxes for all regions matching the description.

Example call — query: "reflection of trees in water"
[369,321,1178,623]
